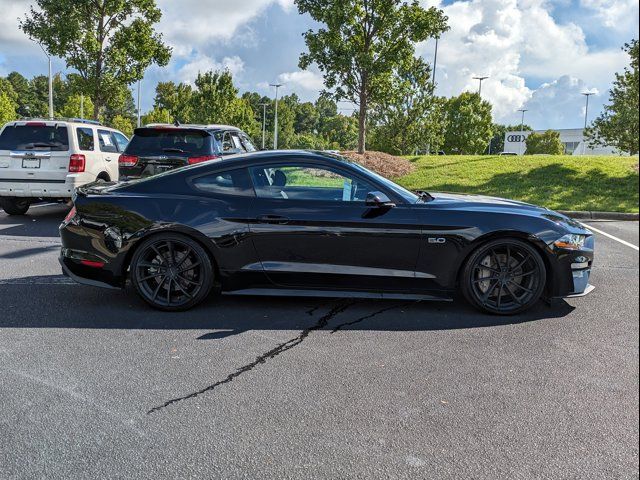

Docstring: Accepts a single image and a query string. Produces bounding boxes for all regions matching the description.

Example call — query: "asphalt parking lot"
[0,203,638,479]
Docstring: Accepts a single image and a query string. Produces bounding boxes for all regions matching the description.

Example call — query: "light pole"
[581,92,594,155]
[473,76,489,96]
[137,80,142,127]
[432,36,439,89]
[269,83,282,149]
[518,109,528,155]
[258,102,269,150]
[35,42,54,119]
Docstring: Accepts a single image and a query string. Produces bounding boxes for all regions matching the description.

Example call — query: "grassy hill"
[393,155,639,213]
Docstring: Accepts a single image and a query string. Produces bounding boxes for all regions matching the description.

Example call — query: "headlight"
[551,234,587,250]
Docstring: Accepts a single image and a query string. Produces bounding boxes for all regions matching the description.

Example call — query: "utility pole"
[259,102,269,150]
[80,94,84,119]
[432,36,439,89]
[35,42,54,119]
[518,109,528,155]
[136,80,142,127]
[269,83,282,149]
[473,76,489,97]
[581,92,594,155]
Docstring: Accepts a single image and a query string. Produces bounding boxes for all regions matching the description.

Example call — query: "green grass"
[393,155,639,213]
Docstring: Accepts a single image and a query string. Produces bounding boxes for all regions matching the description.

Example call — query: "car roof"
[199,149,350,170]
[143,123,242,131]
[3,118,116,128]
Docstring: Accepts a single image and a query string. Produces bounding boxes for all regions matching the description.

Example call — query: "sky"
[0,0,638,130]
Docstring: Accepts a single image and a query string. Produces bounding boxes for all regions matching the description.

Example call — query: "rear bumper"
[59,256,121,290]
[0,175,89,198]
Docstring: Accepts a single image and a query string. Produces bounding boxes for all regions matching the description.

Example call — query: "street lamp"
[258,102,269,150]
[137,80,142,127]
[581,92,594,155]
[35,42,53,119]
[473,76,489,96]
[432,36,440,89]
[269,83,282,149]
[517,109,528,155]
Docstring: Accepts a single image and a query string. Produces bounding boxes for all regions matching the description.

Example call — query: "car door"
[97,129,120,180]
[247,160,423,292]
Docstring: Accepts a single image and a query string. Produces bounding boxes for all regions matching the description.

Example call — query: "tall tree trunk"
[358,91,367,154]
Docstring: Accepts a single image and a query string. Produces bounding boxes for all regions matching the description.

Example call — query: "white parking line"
[582,223,639,251]
[30,202,61,209]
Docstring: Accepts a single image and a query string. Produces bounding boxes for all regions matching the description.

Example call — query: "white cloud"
[277,70,324,91]
[418,0,631,126]
[174,54,245,84]
[579,0,639,29]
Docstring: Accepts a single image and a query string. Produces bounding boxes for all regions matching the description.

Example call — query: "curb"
[559,210,639,221]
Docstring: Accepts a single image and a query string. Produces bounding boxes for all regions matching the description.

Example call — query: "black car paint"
[59,150,593,300]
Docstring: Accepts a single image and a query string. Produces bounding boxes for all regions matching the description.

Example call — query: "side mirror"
[365,191,395,208]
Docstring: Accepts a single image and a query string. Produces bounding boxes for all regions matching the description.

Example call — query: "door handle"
[105,157,113,162]
[256,215,289,224]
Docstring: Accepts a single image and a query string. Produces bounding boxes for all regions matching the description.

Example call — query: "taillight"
[69,154,85,173]
[64,206,76,223]
[119,154,138,167]
[80,260,105,268]
[188,155,219,165]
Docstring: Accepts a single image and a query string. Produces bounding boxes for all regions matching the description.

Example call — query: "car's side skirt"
[225,288,452,301]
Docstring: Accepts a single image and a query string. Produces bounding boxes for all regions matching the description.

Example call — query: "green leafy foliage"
[0,80,18,124]
[525,130,565,155]
[20,0,171,119]
[110,114,135,137]
[57,93,94,119]
[442,92,493,154]
[586,40,639,154]
[296,0,448,152]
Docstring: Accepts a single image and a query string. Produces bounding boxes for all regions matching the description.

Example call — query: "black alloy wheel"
[462,239,546,315]
[130,234,214,311]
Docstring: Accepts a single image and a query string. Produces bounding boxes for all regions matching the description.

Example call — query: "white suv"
[0,119,129,215]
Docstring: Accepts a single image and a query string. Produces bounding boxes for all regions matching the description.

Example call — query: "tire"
[130,233,214,311]
[461,238,546,315]
[0,198,30,215]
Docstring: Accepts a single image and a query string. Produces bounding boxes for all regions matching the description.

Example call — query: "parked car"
[499,151,518,156]
[118,123,257,180]
[0,118,128,215]
[59,150,594,315]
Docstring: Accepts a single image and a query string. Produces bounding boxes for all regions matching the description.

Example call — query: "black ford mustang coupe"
[59,150,594,314]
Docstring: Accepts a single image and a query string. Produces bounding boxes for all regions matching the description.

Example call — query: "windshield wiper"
[416,190,434,202]
[162,147,187,153]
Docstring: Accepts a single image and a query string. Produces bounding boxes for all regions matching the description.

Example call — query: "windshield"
[125,128,213,156]
[0,125,69,151]
[347,161,420,204]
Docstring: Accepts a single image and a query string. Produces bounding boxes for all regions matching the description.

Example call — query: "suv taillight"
[119,154,138,167]
[69,154,85,173]
[188,155,220,165]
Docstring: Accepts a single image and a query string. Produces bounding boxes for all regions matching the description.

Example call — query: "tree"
[109,114,135,137]
[319,114,359,150]
[142,107,171,125]
[296,0,448,153]
[442,92,493,154]
[154,81,193,123]
[368,56,446,155]
[525,130,564,155]
[20,0,171,120]
[0,79,18,124]
[586,40,639,154]
[489,123,532,154]
[57,93,94,119]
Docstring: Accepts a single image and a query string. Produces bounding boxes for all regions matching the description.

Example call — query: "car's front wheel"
[461,239,546,315]
[0,198,31,215]
[130,233,214,311]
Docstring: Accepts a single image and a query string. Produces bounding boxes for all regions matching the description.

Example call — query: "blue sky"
[1,0,638,129]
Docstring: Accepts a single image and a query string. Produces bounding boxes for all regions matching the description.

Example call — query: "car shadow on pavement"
[0,279,575,336]
[0,204,68,239]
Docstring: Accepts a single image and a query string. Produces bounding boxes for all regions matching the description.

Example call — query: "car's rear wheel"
[130,234,214,311]
[1,198,30,215]
[461,239,546,315]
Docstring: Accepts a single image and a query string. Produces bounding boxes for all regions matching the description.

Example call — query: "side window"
[248,164,376,202]
[97,129,118,153]
[221,132,235,153]
[76,127,94,151]
[191,168,254,197]
[240,133,257,152]
[112,132,129,152]
[230,133,244,151]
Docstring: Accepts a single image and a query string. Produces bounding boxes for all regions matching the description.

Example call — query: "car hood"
[423,192,585,230]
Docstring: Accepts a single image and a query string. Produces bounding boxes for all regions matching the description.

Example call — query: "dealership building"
[503,128,622,155]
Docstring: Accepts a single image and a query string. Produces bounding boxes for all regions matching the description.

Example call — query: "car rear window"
[125,128,213,156]
[0,124,70,151]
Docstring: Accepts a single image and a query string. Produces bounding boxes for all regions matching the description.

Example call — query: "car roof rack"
[17,117,103,126]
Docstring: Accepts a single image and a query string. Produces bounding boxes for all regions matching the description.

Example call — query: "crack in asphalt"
[147,300,356,414]
[330,301,418,333]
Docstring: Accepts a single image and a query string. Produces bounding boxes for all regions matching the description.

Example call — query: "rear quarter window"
[191,168,254,197]
[0,124,69,151]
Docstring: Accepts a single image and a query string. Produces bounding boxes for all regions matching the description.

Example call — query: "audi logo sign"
[507,134,527,142]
